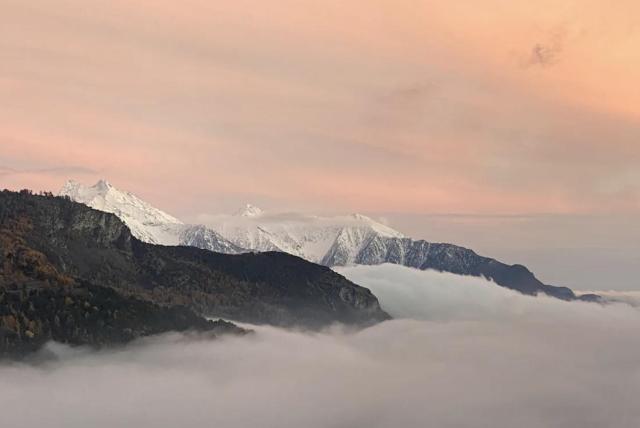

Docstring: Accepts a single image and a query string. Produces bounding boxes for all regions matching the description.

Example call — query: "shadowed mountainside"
[339,236,601,301]
[0,191,388,341]
[0,203,243,358]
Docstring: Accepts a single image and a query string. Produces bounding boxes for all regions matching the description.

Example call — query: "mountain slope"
[196,209,596,301]
[60,180,597,301]
[351,237,581,299]
[200,212,598,300]
[3,190,389,328]
[59,179,184,245]
[197,210,404,263]
[59,180,242,253]
[0,194,244,358]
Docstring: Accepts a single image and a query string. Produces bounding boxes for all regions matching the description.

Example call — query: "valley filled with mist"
[3,1,639,426]
[3,264,639,428]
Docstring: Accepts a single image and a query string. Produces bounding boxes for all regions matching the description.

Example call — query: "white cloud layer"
[2,264,640,428]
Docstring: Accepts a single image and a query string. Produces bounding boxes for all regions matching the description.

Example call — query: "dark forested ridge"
[0,191,388,356]
[0,193,243,358]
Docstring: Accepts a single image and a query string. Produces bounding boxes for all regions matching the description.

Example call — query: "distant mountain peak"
[57,179,590,301]
[344,213,404,239]
[59,179,184,244]
[234,203,264,218]
[59,179,244,252]
[350,213,370,221]
[62,179,113,195]
[60,179,82,195]
[94,178,112,191]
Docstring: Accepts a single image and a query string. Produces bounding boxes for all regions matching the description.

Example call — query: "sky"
[1,1,638,288]
[3,264,640,428]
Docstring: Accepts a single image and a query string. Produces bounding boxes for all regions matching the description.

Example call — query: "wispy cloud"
[0,165,98,177]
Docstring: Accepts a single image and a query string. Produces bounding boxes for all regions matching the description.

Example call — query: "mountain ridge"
[59,180,599,302]
[3,189,388,330]
[59,179,244,253]
[0,192,245,358]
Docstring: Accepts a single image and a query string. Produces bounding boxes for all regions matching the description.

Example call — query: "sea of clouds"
[1,263,639,428]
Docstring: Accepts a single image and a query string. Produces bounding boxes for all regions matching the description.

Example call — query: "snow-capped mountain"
[59,179,596,301]
[59,179,242,253]
[197,209,583,299]
[60,179,183,244]
[234,203,264,218]
[59,180,408,265]
[202,210,404,264]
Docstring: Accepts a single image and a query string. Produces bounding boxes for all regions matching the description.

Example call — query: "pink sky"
[1,0,639,217]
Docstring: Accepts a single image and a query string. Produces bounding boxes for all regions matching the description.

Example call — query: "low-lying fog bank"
[1,264,639,428]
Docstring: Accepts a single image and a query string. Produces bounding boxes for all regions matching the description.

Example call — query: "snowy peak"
[201,210,404,263]
[59,179,244,252]
[59,179,80,195]
[57,179,588,302]
[60,179,112,200]
[345,213,403,239]
[234,204,264,218]
[60,179,182,225]
[59,179,184,244]
[58,179,403,263]
[94,179,112,191]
